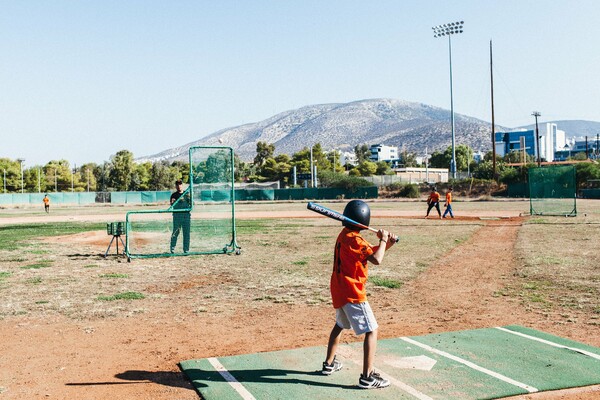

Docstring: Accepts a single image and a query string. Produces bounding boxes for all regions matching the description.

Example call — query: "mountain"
[515,120,600,140]
[136,98,508,163]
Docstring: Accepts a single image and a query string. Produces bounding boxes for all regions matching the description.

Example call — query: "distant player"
[443,187,454,219]
[170,180,191,253]
[321,200,397,389]
[425,187,442,219]
[43,194,50,213]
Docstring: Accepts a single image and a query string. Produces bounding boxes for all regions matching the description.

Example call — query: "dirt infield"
[0,201,599,399]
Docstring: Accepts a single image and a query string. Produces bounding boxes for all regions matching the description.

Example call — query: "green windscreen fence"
[126,146,241,259]
[529,165,577,216]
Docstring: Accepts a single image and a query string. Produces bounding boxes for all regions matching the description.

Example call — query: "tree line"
[2,143,599,193]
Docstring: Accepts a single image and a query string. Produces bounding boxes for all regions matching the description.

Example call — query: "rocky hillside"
[137,98,506,163]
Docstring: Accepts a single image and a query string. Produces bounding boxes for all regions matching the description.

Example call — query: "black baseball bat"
[307,202,399,242]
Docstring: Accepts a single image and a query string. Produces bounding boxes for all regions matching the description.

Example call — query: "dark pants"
[171,212,190,253]
[426,201,441,217]
[443,203,454,218]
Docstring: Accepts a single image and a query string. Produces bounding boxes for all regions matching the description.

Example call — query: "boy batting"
[321,199,397,389]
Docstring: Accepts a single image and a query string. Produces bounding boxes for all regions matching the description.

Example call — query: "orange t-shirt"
[445,192,452,204]
[43,197,50,205]
[330,228,376,309]
[428,191,440,203]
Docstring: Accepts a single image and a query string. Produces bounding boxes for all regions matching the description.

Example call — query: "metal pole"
[490,40,497,180]
[310,146,314,188]
[532,112,541,166]
[448,35,456,179]
[3,169,5,193]
[38,168,41,193]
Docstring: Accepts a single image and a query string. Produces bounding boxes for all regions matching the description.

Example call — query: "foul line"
[495,327,600,361]
[400,337,538,393]
[207,357,256,400]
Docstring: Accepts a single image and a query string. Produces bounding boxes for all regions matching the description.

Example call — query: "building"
[393,167,448,183]
[495,130,536,159]
[369,144,399,163]
[339,151,357,166]
[495,123,566,162]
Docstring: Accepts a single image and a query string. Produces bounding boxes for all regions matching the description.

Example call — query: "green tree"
[576,162,600,189]
[109,150,134,191]
[130,162,151,191]
[94,162,112,192]
[0,158,23,192]
[357,160,377,176]
[401,152,418,167]
[354,144,370,163]
[79,163,98,191]
[254,141,275,166]
[375,161,392,175]
[44,160,73,192]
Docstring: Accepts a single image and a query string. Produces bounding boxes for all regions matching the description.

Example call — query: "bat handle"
[368,227,400,243]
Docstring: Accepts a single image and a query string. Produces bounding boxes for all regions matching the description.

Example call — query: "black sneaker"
[321,356,342,375]
[358,371,390,389]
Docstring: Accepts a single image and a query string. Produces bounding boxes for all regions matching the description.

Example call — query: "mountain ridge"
[136,99,598,163]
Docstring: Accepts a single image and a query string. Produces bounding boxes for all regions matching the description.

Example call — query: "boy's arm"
[367,230,397,265]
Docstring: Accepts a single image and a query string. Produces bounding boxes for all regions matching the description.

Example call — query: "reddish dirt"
[1,214,599,399]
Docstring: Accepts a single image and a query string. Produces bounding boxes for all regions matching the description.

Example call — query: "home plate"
[385,355,437,371]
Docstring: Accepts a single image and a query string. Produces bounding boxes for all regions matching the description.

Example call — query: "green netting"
[529,165,577,216]
[126,146,240,259]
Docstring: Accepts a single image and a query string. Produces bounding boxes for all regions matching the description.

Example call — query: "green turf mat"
[180,325,600,400]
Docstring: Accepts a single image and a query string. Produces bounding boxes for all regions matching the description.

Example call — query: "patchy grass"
[508,217,600,316]
[97,292,145,301]
[370,276,403,289]
[20,260,53,269]
[99,273,129,279]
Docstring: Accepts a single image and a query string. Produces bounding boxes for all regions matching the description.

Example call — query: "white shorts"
[335,302,378,335]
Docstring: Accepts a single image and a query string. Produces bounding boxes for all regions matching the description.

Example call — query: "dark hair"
[175,179,183,185]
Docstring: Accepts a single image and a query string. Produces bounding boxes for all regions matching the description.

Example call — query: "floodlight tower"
[433,21,464,180]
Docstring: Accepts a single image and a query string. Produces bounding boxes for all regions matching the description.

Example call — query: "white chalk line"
[338,345,433,399]
[400,337,539,393]
[207,357,256,400]
[495,326,600,361]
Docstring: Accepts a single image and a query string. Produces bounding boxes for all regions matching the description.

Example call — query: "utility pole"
[490,40,497,180]
[532,112,541,166]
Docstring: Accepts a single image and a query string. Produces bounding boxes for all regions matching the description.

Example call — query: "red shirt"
[330,228,376,309]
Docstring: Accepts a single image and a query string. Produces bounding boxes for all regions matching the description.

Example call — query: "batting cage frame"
[125,146,241,260]
[529,165,577,217]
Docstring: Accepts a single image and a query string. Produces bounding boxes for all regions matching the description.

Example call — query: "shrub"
[318,171,372,191]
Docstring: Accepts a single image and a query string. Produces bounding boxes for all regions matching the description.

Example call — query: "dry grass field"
[0,198,599,399]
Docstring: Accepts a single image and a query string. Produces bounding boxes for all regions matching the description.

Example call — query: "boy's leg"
[325,323,343,365]
[363,329,377,377]
[425,203,433,216]
[448,204,454,218]
[436,203,441,217]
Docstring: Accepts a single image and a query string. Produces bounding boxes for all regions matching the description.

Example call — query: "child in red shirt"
[322,200,397,389]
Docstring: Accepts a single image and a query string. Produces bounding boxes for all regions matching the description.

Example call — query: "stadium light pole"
[17,158,25,193]
[532,111,541,166]
[433,20,464,180]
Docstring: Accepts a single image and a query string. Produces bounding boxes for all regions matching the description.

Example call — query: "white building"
[539,123,566,162]
[369,144,399,162]
[339,151,358,166]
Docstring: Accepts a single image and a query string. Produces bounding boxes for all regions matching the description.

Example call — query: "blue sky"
[1,1,599,167]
